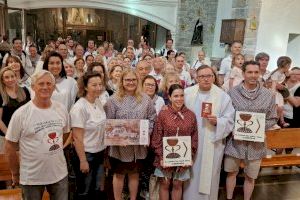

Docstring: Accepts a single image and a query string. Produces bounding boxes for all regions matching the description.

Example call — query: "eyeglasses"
[197,74,214,79]
[124,78,137,83]
[144,83,156,88]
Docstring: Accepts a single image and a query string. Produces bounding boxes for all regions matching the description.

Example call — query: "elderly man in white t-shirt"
[5,70,70,200]
[218,41,243,85]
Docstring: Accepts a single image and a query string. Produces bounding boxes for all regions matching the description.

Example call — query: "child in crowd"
[222,54,245,92]
[270,56,291,127]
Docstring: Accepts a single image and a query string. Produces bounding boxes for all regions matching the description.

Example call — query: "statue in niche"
[72,8,84,24]
[191,19,203,45]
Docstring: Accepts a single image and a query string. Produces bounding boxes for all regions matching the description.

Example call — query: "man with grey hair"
[136,60,151,82]
[255,52,271,82]
[5,70,70,200]
[149,57,165,83]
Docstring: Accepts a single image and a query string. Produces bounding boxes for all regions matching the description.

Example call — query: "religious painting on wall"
[163,136,192,167]
[233,111,266,142]
[104,119,149,146]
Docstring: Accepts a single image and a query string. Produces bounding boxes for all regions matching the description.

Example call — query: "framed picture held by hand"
[162,136,192,167]
[233,111,266,142]
[104,119,149,146]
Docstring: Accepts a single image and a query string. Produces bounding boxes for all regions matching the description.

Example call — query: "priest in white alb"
[183,65,235,200]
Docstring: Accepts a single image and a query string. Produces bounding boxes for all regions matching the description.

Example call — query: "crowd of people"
[0,35,299,200]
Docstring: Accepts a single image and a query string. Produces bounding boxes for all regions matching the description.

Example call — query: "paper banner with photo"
[104,119,149,146]
[163,136,192,167]
[234,111,266,142]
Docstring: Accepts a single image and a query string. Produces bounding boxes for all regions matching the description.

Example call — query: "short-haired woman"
[88,62,113,104]
[74,57,85,78]
[151,84,198,200]
[142,75,165,114]
[71,72,107,199]
[108,65,123,93]
[104,69,156,200]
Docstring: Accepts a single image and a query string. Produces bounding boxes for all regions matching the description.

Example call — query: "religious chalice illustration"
[48,132,60,151]
[165,138,181,158]
[237,113,253,133]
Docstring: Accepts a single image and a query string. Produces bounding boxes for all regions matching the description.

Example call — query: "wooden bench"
[0,154,12,182]
[0,153,49,199]
[0,188,49,200]
[261,128,300,167]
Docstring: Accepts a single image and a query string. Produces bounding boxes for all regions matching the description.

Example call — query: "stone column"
[21,9,26,43]
[232,0,262,57]
[0,0,8,37]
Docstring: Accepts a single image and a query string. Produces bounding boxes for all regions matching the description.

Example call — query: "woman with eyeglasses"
[142,75,165,114]
[104,69,156,200]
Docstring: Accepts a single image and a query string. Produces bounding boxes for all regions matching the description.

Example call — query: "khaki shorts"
[224,156,261,179]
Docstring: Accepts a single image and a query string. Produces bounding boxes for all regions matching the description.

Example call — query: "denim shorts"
[154,168,190,181]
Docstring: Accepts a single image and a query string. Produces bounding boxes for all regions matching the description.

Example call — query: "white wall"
[211,0,232,58]
[256,0,300,70]
[287,34,300,67]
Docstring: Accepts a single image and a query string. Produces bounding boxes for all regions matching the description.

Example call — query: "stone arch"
[8,0,178,31]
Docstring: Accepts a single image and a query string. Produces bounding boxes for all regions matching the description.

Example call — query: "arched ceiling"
[7,0,179,31]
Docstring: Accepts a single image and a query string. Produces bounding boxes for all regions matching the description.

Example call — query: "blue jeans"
[73,151,104,199]
[21,176,68,200]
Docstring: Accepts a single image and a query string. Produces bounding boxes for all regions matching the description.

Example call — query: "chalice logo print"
[237,113,253,133]
[48,132,60,151]
[165,138,188,159]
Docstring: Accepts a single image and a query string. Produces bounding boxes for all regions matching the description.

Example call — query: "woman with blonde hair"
[35,45,55,73]
[0,67,30,150]
[159,72,181,104]
[104,69,156,200]
[5,55,30,88]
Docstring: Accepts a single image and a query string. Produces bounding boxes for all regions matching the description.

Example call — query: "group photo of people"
[0,34,299,200]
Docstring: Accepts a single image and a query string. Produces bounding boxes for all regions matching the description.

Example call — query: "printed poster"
[104,119,149,146]
[163,136,192,167]
[234,111,266,142]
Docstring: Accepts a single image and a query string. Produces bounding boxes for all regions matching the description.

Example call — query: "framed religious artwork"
[162,136,192,167]
[233,111,266,142]
[104,119,149,146]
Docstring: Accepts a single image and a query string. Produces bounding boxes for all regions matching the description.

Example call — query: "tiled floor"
[218,167,300,200]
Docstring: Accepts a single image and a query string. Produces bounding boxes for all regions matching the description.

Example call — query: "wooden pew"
[0,188,49,200]
[261,128,300,167]
[0,154,12,182]
[0,153,49,199]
